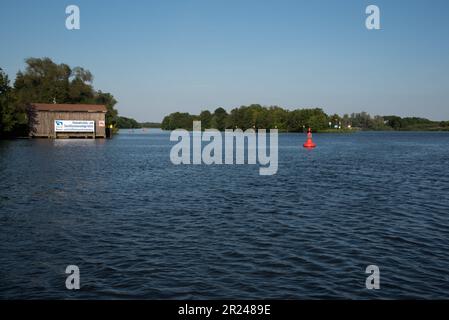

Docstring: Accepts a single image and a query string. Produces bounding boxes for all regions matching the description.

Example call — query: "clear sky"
[1,0,448,121]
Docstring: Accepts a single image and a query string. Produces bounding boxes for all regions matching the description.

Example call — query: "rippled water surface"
[1,130,449,299]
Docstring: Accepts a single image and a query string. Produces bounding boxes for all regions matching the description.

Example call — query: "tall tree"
[0,68,27,137]
[14,58,72,105]
[93,91,118,126]
[210,107,228,131]
[0,68,14,134]
[199,110,212,129]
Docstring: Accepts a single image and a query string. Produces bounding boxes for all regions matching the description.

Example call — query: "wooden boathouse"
[30,103,107,139]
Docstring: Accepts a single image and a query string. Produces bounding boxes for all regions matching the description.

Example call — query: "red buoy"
[303,128,316,149]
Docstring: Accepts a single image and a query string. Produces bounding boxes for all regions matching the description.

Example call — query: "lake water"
[1,130,449,299]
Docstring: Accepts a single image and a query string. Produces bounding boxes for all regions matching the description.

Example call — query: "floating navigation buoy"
[303,128,316,149]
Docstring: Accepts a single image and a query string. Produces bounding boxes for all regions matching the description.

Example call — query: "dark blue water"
[1,130,449,299]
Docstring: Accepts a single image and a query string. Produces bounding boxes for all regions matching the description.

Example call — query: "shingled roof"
[31,103,107,112]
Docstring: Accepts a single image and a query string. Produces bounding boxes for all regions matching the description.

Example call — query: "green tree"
[350,112,372,129]
[210,107,228,131]
[383,116,402,130]
[284,108,328,131]
[370,115,388,130]
[116,116,142,129]
[161,112,195,130]
[93,91,118,126]
[199,110,212,129]
[0,69,28,137]
[268,106,289,130]
[68,67,94,103]
[14,58,72,105]
[307,108,329,131]
[0,69,15,134]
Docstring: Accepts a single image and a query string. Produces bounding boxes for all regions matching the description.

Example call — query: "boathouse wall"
[30,103,107,139]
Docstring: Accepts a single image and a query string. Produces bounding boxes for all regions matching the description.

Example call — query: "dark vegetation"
[139,122,162,128]
[115,118,161,129]
[161,105,449,132]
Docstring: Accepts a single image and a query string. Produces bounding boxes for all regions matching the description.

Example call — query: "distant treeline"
[0,58,142,138]
[140,122,162,128]
[161,105,449,132]
[115,116,161,129]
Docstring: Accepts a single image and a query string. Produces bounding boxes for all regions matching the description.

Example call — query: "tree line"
[115,117,161,129]
[161,105,449,132]
[0,57,141,138]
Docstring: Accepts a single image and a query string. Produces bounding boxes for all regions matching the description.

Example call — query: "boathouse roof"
[31,103,107,113]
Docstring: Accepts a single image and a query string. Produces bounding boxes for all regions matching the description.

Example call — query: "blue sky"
[1,0,448,121]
